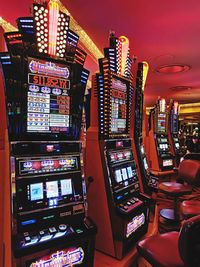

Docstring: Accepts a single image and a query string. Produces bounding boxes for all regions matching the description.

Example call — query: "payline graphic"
[30,247,84,267]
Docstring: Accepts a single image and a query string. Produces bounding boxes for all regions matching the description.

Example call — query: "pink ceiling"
[1,0,200,106]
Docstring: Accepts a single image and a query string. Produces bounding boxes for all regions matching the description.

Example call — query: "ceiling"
[1,0,200,107]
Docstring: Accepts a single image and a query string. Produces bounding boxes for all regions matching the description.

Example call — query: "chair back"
[178,159,200,185]
[179,214,200,266]
[184,153,200,161]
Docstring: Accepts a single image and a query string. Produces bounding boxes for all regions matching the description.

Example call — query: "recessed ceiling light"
[170,86,192,92]
[155,64,191,74]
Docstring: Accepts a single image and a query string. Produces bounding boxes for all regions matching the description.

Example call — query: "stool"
[181,200,200,219]
[159,182,192,223]
[137,214,200,267]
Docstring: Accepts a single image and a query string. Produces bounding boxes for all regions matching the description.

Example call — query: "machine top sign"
[29,60,70,79]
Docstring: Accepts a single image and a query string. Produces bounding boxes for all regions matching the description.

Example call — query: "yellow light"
[141,61,149,92]
[118,35,129,76]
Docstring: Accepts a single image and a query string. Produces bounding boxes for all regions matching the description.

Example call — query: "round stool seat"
[181,200,200,218]
[159,182,192,197]
[160,208,177,222]
[137,232,184,267]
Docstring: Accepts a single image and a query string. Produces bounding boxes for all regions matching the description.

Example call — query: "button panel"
[22,224,76,248]
[118,197,143,214]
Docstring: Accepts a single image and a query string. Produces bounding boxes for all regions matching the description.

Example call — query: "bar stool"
[158,159,200,227]
[181,200,200,219]
[137,214,200,267]
[159,182,192,223]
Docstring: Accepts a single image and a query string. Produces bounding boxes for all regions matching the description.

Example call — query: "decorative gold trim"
[0,17,17,32]
[58,0,103,62]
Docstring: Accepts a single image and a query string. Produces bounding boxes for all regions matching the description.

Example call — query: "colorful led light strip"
[48,0,59,56]
[119,36,129,76]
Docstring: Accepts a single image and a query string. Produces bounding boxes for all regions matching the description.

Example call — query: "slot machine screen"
[157,113,166,133]
[27,57,71,135]
[61,179,73,196]
[113,164,138,191]
[110,76,129,134]
[30,183,44,201]
[175,142,180,149]
[16,176,82,213]
[46,181,59,198]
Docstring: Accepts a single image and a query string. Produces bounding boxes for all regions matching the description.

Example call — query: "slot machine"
[168,100,181,166]
[86,33,150,260]
[147,98,174,172]
[0,25,5,267]
[0,1,96,266]
[132,62,158,192]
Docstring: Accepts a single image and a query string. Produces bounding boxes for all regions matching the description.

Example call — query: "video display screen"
[159,143,169,151]
[61,179,73,196]
[27,57,71,134]
[113,164,138,190]
[30,183,43,201]
[110,76,128,134]
[18,156,78,176]
[175,142,180,149]
[157,113,166,132]
[46,181,59,198]
[29,179,73,203]
[17,174,83,213]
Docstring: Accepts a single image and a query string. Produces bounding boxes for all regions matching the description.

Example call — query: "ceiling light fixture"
[155,64,191,74]
[170,86,192,92]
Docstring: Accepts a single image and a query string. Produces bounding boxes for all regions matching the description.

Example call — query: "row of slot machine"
[145,97,181,177]
[0,1,182,266]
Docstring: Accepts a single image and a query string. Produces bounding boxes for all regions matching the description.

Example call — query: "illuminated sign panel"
[19,156,78,176]
[29,247,84,267]
[27,58,71,134]
[126,213,145,238]
[29,60,70,78]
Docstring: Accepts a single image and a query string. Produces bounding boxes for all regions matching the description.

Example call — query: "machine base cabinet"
[15,235,96,267]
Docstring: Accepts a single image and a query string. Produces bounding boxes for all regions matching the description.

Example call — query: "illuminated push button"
[23,232,29,237]
[39,230,45,237]
[24,236,31,243]
[49,227,57,234]
[75,228,83,234]
[127,202,132,206]
[123,205,128,210]
[130,199,135,204]
[59,224,67,232]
